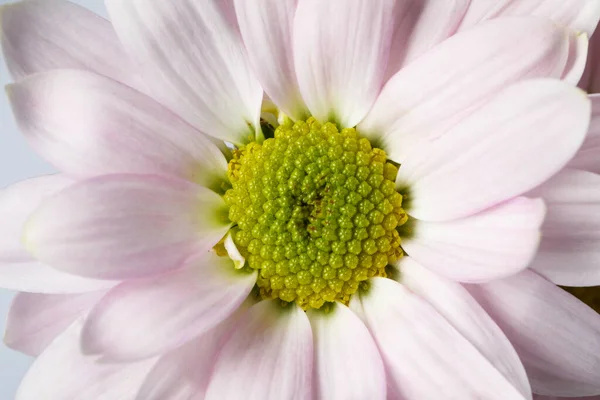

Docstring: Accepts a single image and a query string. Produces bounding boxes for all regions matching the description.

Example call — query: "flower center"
[224,117,407,309]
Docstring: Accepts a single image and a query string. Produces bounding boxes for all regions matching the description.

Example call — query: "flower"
[1,0,600,399]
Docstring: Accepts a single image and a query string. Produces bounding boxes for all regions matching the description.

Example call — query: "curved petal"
[398,258,532,398]
[105,0,262,145]
[402,197,546,282]
[459,0,600,37]
[234,0,307,120]
[205,300,312,400]
[359,17,571,161]
[136,301,251,400]
[0,0,140,88]
[527,169,600,286]
[398,79,590,222]
[4,291,107,356]
[467,270,600,397]
[293,0,395,127]
[568,94,600,174]
[7,70,227,189]
[24,174,230,280]
[81,251,256,361]
[352,277,528,399]
[385,0,469,78]
[562,33,589,85]
[15,321,155,400]
[307,303,386,400]
[0,176,115,293]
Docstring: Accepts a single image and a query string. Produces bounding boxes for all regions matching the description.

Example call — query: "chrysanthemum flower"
[2,1,600,399]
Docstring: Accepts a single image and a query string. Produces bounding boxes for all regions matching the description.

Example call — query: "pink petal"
[16,320,155,400]
[402,197,546,282]
[136,301,251,400]
[527,169,600,286]
[205,300,312,400]
[359,17,571,161]
[467,270,600,397]
[459,0,600,36]
[385,0,469,78]
[568,94,600,174]
[7,70,227,188]
[292,0,395,127]
[24,174,230,280]
[234,0,307,120]
[352,277,529,399]
[105,0,262,145]
[0,0,140,88]
[81,251,256,361]
[0,176,115,293]
[398,79,589,221]
[562,33,589,85]
[4,291,106,356]
[398,258,532,397]
[307,303,386,400]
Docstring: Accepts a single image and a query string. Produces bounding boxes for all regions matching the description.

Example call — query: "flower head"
[2,1,600,399]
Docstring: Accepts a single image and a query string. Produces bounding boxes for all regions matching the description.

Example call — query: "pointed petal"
[398,258,532,398]
[359,18,571,161]
[7,70,227,188]
[81,252,256,361]
[16,321,155,400]
[25,174,230,280]
[4,291,106,356]
[353,277,528,399]
[293,0,395,127]
[136,301,250,400]
[307,303,386,400]
[398,79,589,221]
[402,197,546,282]
[0,0,140,87]
[568,94,600,174]
[0,176,115,293]
[385,0,469,78]
[459,0,600,37]
[105,0,262,145]
[467,270,600,397]
[206,300,312,400]
[234,0,307,120]
[527,169,600,286]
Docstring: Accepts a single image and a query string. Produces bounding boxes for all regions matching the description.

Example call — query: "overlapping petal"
[397,79,589,221]
[105,0,262,145]
[205,300,312,400]
[24,174,230,280]
[467,271,600,397]
[81,252,256,361]
[569,95,600,173]
[527,169,600,286]
[402,197,546,282]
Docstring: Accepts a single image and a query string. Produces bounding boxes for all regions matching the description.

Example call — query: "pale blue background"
[0,1,108,397]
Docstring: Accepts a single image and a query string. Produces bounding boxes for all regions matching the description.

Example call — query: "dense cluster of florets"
[224,118,407,309]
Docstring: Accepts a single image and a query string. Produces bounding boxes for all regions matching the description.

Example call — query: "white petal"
[398,79,589,221]
[568,94,600,174]
[234,0,307,120]
[106,0,262,145]
[467,270,600,397]
[7,70,227,188]
[307,303,386,400]
[81,252,256,361]
[24,174,230,280]
[293,0,395,127]
[562,32,589,85]
[527,169,600,286]
[4,291,106,356]
[402,197,546,282]
[16,321,156,400]
[0,0,141,88]
[398,258,532,398]
[205,300,312,400]
[353,277,528,399]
